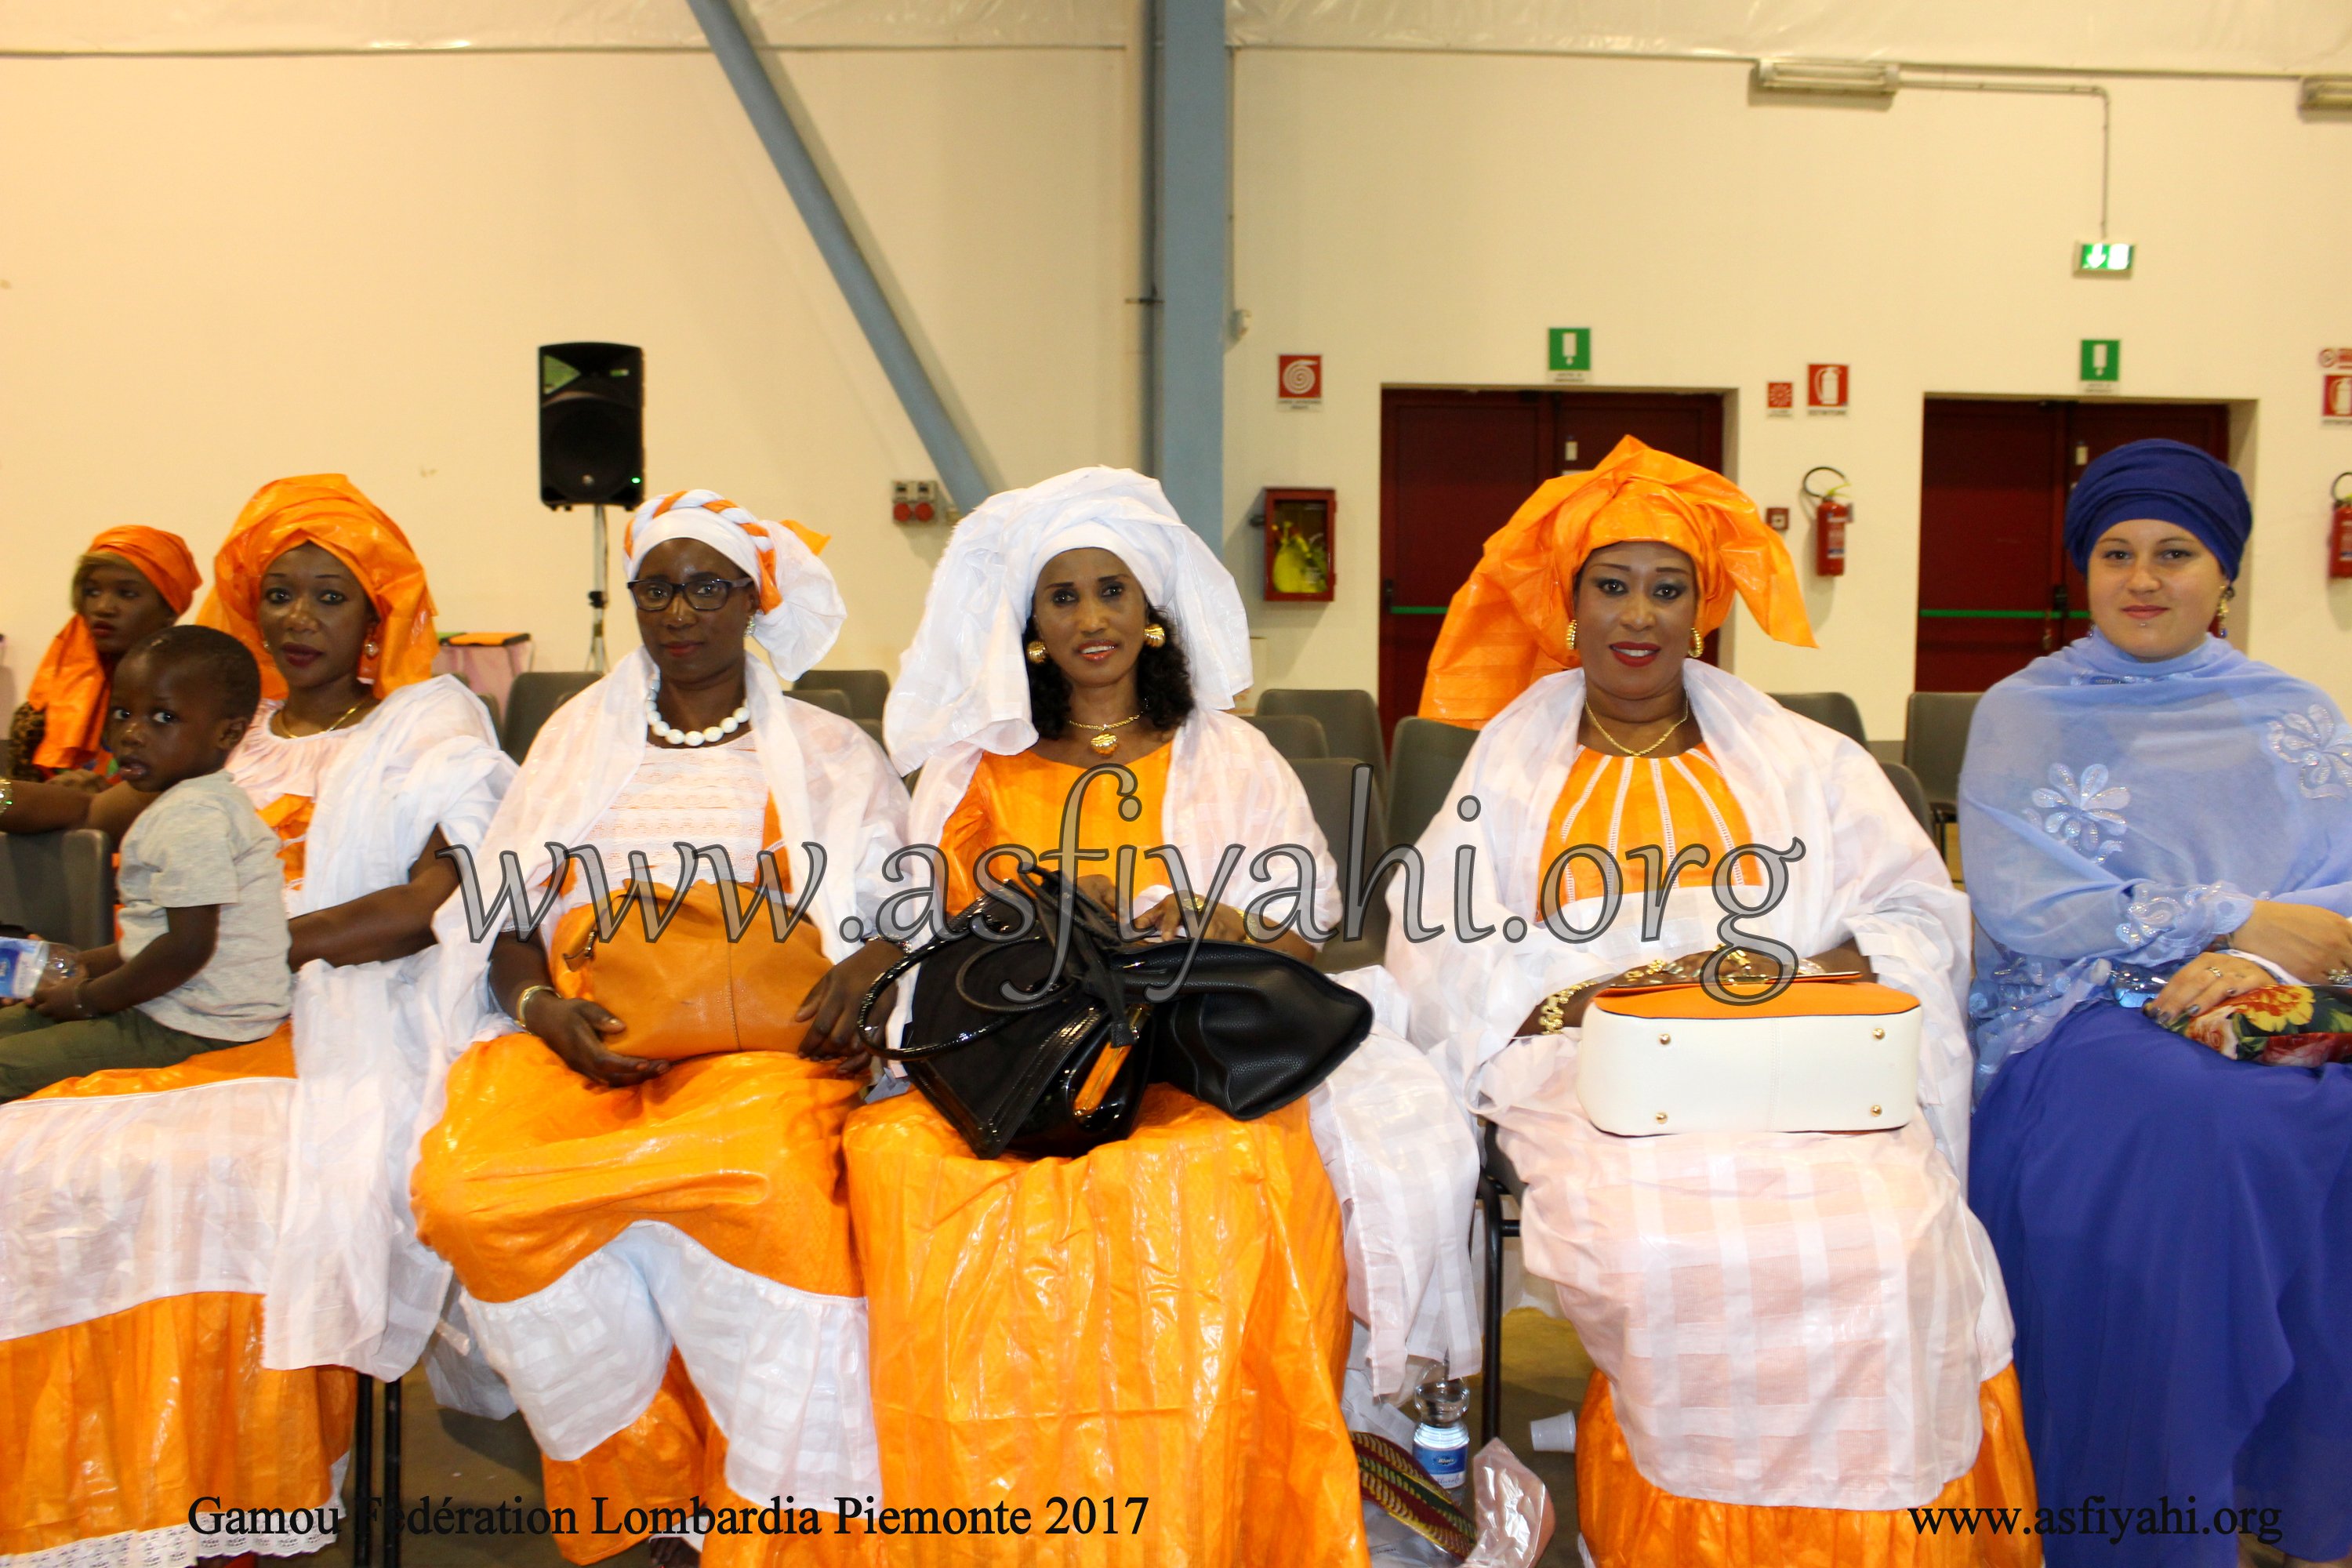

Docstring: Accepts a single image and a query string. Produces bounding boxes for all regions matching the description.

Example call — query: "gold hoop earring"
[1566,619,1579,652]
[1025,641,1048,665]
[2216,589,2232,637]
[1689,627,1705,659]
[1143,623,1167,649]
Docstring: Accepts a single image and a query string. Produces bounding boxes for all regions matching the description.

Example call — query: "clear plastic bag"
[1464,1438,1557,1568]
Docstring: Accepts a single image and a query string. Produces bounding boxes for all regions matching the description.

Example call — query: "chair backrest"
[1289,757,1392,972]
[1242,713,1329,761]
[793,668,891,720]
[501,670,601,761]
[1903,691,1983,811]
[790,687,855,719]
[1770,691,1868,748]
[1878,760,1936,840]
[1387,716,1479,849]
[1256,688,1386,779]
[0,828,116,949]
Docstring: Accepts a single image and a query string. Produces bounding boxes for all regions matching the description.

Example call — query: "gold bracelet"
[512,983,557,1025]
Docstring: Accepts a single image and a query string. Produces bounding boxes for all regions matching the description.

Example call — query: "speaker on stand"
[539,343,644,672]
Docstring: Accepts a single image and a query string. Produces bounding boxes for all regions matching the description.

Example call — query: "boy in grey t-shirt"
[0,627,289,1100]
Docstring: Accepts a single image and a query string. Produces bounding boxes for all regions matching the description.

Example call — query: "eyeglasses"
[627,574,756,613]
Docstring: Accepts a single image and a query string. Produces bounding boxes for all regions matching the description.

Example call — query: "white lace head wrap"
[884,466,1251,773]
[622,488,845,680]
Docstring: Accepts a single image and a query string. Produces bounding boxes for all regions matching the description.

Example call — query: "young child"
[0,626,289,1100]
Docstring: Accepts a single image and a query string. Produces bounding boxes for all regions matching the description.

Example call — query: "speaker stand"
[587,503,610,673]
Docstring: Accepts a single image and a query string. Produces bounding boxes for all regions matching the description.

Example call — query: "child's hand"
[30,972,92,1022]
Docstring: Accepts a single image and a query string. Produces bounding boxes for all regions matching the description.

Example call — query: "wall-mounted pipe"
[684,0,994,514]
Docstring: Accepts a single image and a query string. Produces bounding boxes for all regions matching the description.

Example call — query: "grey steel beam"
[685,0,993,514]
[1152,0,1227,546]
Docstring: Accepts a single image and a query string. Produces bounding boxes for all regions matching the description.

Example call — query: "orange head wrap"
[197,474,437,703]
[22,526,203,772]
[1417,436,1813,728]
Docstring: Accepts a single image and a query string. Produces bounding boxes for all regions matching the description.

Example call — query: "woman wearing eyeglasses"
[412,489,907,1568]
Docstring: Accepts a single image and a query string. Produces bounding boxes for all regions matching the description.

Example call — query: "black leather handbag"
[854,866,1372,1160]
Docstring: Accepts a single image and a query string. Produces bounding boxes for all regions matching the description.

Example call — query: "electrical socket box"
[891,480,946,524]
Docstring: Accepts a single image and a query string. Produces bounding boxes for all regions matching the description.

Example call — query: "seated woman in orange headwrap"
[0,476,514,1568]
[1,527,200,843]
[411,489,907,1568]
[1385,438,2035,1566]
[9,526,198,788]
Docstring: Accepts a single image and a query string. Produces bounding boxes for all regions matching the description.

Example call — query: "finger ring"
[2328,967,2352,985]
[2208,966,2223,978]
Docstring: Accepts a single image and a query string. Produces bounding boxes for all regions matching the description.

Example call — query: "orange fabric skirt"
[5,1025,330,1561]
[413,1029,869,1563]
[23,1024,296,1101]
[1577,1366,2042,1568]
[844,1086,1367,1568]
[412,1034,865,1305]
[0,1292,355,1561]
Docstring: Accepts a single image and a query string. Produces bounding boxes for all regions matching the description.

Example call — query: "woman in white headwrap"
[850,466,1477,1568]
[412,489,906,1568]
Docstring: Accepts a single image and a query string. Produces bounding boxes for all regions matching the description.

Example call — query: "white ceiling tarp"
[0,0,1131,52]
[5,0,2348,72]
[1228,0,2352,76]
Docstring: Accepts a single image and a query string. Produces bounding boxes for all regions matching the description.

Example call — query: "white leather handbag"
[1575,981,1921,1136]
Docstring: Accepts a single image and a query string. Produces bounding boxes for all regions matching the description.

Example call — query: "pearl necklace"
[646,681,748,748]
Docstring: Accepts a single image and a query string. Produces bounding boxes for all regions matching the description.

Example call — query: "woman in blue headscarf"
[1963,439,2352,1567]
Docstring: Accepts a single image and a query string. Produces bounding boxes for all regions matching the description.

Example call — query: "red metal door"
[1915,399,2231,692]
[1379,388,1725,738]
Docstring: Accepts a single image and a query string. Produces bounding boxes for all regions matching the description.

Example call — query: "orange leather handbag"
[550,881,831,1060]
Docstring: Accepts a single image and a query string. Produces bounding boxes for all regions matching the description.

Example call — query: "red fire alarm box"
[1261,488,1336,601]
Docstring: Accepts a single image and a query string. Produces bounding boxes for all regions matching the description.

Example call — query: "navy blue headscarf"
[2063,438,2251,579]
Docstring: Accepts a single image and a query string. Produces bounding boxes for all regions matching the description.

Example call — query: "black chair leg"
[352,1374,375,1568]
[383,1376,404,1568]
[1480,1178,1506,1447]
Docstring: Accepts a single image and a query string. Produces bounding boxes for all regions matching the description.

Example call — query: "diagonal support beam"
[686,0,993,514]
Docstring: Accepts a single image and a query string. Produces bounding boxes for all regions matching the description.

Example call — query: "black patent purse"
[853,866,1371,1160]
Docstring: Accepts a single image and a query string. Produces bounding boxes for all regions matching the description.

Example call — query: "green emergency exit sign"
[2075,241,2134,274]
[1548,328,1592,372]
[2080,339,2122,382]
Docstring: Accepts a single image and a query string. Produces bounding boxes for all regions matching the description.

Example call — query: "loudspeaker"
[539,343,643,508]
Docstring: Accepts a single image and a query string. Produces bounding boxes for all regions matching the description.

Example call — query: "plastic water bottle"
[0,938,76,1001]
[1412,1377,1472,1494]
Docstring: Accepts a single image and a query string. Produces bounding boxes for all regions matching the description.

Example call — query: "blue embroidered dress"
[1962,630,2352,1566]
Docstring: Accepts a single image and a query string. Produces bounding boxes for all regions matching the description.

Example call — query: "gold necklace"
[1584,702,1690,758]
[1069,712,1145,756]
[278,698,369,739]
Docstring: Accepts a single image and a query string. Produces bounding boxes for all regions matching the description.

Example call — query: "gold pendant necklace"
[278,698,368,739]
[1584,702,1690,758]
[1069,713,1144,756]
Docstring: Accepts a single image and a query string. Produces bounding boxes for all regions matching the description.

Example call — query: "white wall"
[8,37,2351,742]
[0,46,1138,688]
[1226,52,2352,735]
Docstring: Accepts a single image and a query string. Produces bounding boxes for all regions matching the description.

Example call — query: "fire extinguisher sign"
[1806,364,1849,413]
[2325,373,2352,423]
